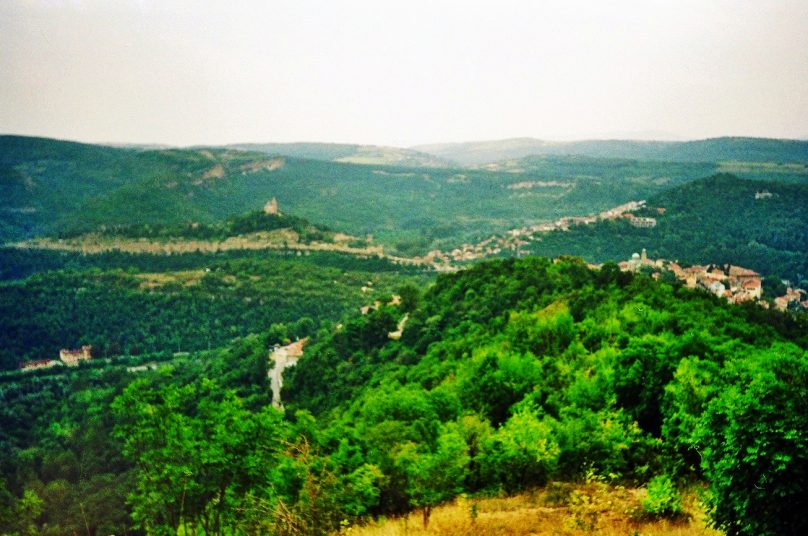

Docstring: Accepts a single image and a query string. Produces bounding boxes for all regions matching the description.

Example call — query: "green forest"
[1,135,807,535]
[1,258,806,535]
[0,249,426,371]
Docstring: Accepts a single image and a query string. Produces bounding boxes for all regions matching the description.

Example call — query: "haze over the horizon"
[2,0,807,147]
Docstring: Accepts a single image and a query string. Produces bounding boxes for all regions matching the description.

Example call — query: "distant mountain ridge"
[227,142,455,168]
[413,137,808,166]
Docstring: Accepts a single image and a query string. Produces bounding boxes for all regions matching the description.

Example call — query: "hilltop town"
[614,248,807,311]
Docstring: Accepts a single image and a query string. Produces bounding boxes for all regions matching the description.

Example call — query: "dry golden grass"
[341,483,722,536]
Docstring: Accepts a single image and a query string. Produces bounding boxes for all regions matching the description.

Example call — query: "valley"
[0,135,806,536]
[4,3,807,534]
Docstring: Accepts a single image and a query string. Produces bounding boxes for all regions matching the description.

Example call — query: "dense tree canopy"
[1,256,806,535]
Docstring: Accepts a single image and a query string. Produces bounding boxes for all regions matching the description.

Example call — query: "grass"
[341,482,722,536]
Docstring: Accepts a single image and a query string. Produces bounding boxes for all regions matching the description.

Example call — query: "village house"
[624,213,657,228]
[774,287,806,311]
[19,359,60,371]
[59,345,92,366]
[741,278,763,298]
[666,261,685,279]
[697,276,726,297]
[729,266,760,283]
[683,266,706,288]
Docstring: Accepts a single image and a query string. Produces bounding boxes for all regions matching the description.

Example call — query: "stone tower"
[263,197,279,215]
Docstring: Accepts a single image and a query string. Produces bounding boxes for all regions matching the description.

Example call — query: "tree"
[395,426,469,528]
[15,490,43,536]
[661,356,720,476]
[698,346,808,536]
[0,479,16,534]
[613,334,678,436]
[111,378,287,535]
[397,284,420,313]
[478,406,560,492]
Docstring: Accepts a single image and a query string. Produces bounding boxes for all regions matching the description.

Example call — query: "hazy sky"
[2,0,807,147]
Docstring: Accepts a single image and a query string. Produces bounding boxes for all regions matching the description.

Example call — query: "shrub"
[698,346,808,536]
[642,475,682,519]
[478,407,560,492]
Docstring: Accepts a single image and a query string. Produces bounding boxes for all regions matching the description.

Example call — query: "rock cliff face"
[268,338,306,409]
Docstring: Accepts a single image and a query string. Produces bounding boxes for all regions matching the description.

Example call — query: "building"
[20,359,59,371]
[622,248,657,272]
[697,277,726,297]
[728,266,760,283]
[708,267,726,281]
[666,262,685,279]
[625,214,657,228]
[263,197,279,215]
[626,252,642,272]
[774,288,806,312]
[619,252,762,305]
[59,345,92,366]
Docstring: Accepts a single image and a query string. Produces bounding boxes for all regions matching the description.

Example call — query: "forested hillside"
[526,174,808,283]
[8,135,806,256]
[0,249,425,371]
[2,135,806,536]
[39,155,746,256]
[0,136,161,240]
[2,257,805,535]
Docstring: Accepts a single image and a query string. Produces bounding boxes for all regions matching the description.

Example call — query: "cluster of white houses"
[618,249,807,310]
[619,248,762,304]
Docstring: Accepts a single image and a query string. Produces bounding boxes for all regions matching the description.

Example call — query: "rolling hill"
[4,135,807,261]
[0,135,161,240]
[414,136,808,166]
[0,136,735,255]
[59,154,717,256]
[0,136,292,241]
[228,142,455,167]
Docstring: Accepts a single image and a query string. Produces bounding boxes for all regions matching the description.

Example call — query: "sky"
[1,0,807,147]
